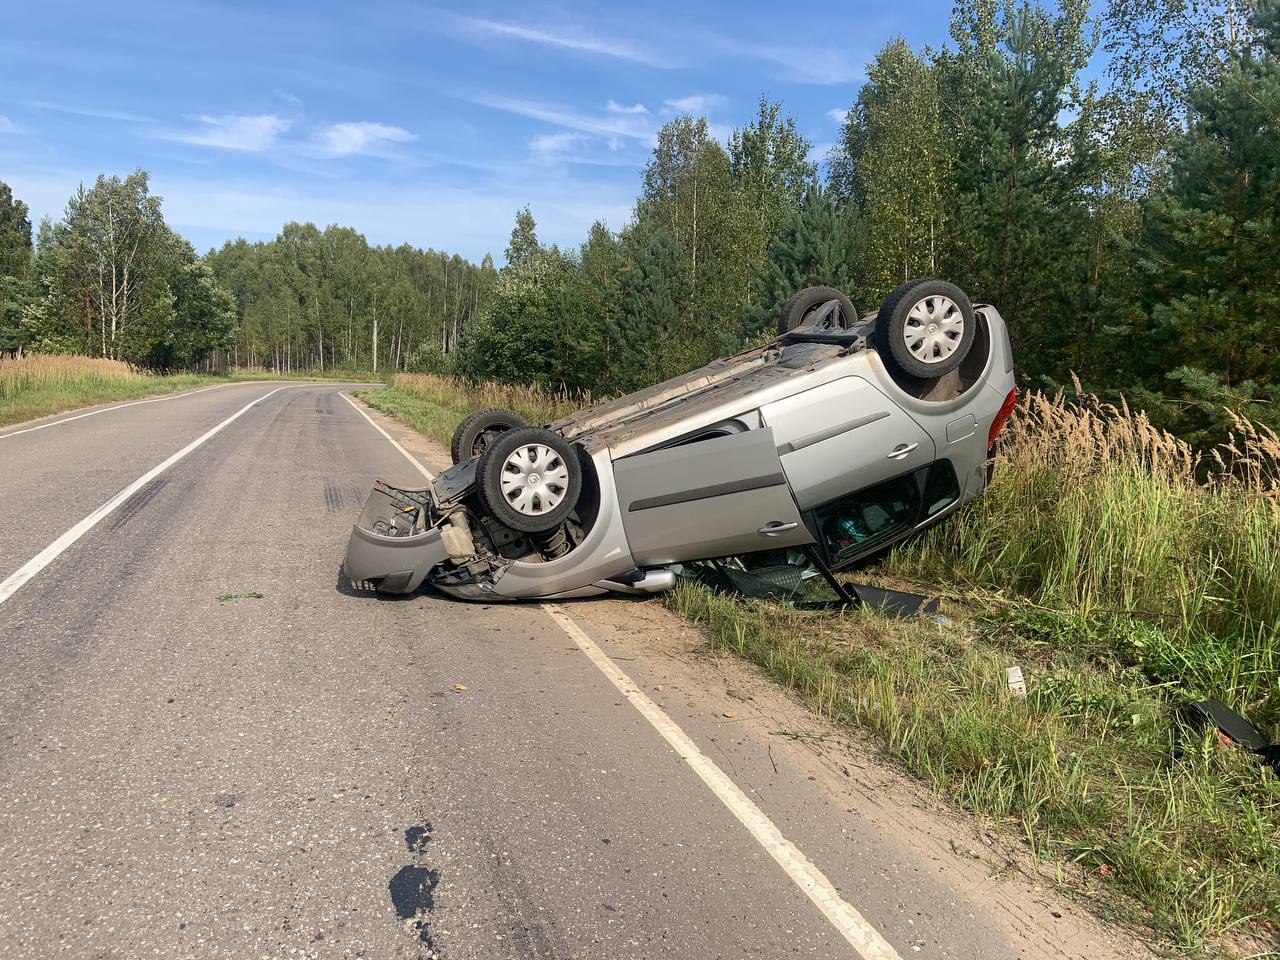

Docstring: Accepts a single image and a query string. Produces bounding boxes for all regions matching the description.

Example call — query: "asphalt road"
[0,382,1144,960]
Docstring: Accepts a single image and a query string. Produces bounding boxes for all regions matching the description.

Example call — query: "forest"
[1,0,1278,445]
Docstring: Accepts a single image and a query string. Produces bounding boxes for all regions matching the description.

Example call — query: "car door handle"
[887,442,919,460]
[757,521,799,536]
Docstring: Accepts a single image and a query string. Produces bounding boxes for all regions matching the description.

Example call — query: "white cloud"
[0,115,17,134]
[663,94,725,114]
[699,34,864,85]
[467,94,655,142]
[806,142,835,168]
[316,121,416,158]
[827,107,850,125]
[530,131,589,159]
[528,131,645,168]
[453,15,670,67]
[2,164,636,264]
[159,114,290,152]
[26,100,152,123]
[606,100,649,115]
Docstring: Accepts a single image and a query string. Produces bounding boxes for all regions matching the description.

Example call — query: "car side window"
[923,460,961,517]
[812,473,921,565]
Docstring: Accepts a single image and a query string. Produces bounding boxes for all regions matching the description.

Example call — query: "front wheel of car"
[876,279,976,379]
[450,407,529,464]
[476,427,582,534]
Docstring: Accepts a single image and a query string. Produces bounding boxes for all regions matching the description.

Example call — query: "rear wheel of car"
[876,279,975,379]
[450,407,528,464]
[476,427,582,534]
[777,286,858,336]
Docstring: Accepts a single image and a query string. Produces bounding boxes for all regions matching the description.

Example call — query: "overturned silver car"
[345,281,1018,602]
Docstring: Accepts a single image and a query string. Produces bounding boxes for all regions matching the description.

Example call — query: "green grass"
[354,373,1280,952]
[668,587,1280,951]
[355,372,578,447]
[0,355,390,430]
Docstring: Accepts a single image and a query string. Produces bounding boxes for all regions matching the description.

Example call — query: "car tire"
[876,279,976,379]
[476,427,582,534]
[450,407,528,464]
[777,286,858,336]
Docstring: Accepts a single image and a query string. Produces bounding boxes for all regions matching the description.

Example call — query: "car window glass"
[923,460,961,516]
[814,474,921,565]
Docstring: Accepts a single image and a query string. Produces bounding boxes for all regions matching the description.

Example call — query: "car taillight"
[988,387,1018,448]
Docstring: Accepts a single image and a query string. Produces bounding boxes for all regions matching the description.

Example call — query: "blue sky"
[2,1,966,262]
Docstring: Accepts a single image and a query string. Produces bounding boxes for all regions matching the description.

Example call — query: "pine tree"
[1128,0,1280,440]
[611,225,692,390]
[940,0,1096,378]
[0,181,34,355]
[744,184,861,339]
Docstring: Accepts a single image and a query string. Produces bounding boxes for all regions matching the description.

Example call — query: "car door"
[612,427,814,566]
[761,377,935,509]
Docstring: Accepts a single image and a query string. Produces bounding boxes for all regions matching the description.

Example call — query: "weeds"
[355,373,580,447]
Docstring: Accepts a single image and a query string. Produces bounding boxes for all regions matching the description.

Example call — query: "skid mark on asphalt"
[108,477,169,530]
[324,479,346,513]
[390,823,440,956]
[0,386,291,607]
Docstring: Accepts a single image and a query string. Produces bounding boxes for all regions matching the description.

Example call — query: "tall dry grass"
[888,384,1280,712]
[1,355,148,400]
[0,355,218,428]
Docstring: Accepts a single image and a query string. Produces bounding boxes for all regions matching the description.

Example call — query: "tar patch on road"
[390,823,440,956]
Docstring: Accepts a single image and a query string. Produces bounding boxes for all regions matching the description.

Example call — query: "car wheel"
[877,279,976,379]
[476,427,582,534]
[450,407,529,464]
[777,286,858,336]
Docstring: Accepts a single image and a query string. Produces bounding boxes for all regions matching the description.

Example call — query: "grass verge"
[0,356,223,429]
[355,373,578,446]
[0,355,389,429]
[355,373,1280,952]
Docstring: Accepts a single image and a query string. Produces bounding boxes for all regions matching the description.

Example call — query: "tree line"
[0,172,497,375]
[2,0,1277,445]
[455,0,1280,445]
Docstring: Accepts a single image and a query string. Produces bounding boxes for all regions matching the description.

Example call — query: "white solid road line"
[0,386,291,607]
[0,381,244,441]
[541,605,903,960]
[341,392,902,960]
[340,392,433,481]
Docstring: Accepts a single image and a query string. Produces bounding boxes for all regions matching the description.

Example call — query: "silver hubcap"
[903,295,964,364]
[499,443,569,516]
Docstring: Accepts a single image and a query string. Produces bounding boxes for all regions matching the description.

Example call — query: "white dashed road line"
[342,392,903,960]
[0,387,291,607]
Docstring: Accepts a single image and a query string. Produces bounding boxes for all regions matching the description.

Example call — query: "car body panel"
[613,427,813,565]
[761,376,936,509]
